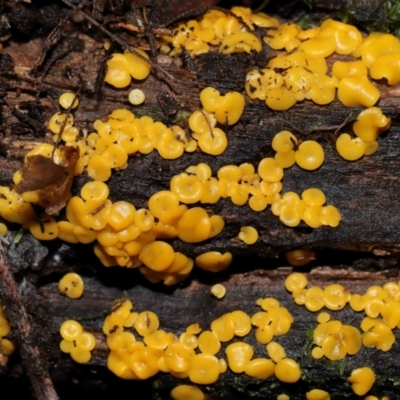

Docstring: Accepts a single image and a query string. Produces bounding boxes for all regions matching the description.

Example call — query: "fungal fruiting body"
[59,320,96,363]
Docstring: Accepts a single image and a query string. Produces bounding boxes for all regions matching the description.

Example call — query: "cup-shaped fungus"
[210,284,226,300]
[264,22,301,52]
[214,91,245,125]
[266,342,286,363]
[285,249,315,267]
[211,313,235,342]
[306,389,330,400]
[295,141,324,170]
[104,53,131,88]
[226,342,254,373]
[188,353,220,384]
[176,207,211,243]
[170,385,205,400]
[337,77,380,107]
[238,226,258,244]
[353,33,400,68]
[285,272,308,293]
[220,31,261,54]
[331,60,367,80]
[353,107,391,143]
[139,241,175,271]
[244,358,275,380]
[195,251,232,272]
[124,49,151,80]
[348,367,376,396]
[198,331,221,354]
[59,92,79,109]
[58,272,84,299]
[274,358,301,383]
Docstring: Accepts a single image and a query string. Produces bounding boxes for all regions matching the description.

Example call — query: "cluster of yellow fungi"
[59,319,96,363]
[0,300,14,357]
[0,5,399,398]
[101,297,300,385]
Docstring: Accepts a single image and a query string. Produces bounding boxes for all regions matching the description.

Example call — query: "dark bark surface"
[1,1,400,399]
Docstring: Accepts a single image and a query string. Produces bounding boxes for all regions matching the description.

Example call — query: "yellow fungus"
[48,112,74,134]
[348,367,376,396]
[285,249,315,267]
[171,173,203,204]
[323,284,350,310]
[317,312,331,323]
[128,89,145,105]
[211,313,235,342]
[266,342,286,363]
[59,92,79,109]
[198,330,221,355]
[245,358,275,380]
[104,53,131,88]
[220,31,261,54]
[87,154,112,181]
[336,133,366,161]
[230,310,252,337]
[195,251,232,272]
[311,347,324,359]
[295,141,324,170]
[285,272,308,293]
[177,207,211,243]
[258,157,284,182]
[60,320,83,341]
[197,127,228,156]
[225,342,254,373]
[274,358,301,383]
[139,241,175,271]
[58,272,84,299]
[200,87,222,113]
[0,222,7,238]
[211,284,226,300]
[238,226,258,245]
[188,353,220,384]
[306,389,330,400]
[337,77,380,108]
[29,214,58,241]
[214,91,245,125]
[353,33,400,67]
[80,181,109,202]
[70,347,91,364]
[170,385,205,400]
[124,48,151,80]
[75,332,96,352]
[134,311,159,336]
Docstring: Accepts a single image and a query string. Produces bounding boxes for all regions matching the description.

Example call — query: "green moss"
[346,0,400,37]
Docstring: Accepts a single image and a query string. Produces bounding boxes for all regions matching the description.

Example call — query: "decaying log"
[1,1,400,399]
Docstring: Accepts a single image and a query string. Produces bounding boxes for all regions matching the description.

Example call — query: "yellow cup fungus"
[285,249,315,267]
[60,319,96,363]
[0,301,14,357]
[104,49,151,88]
[195,252,232,272]
[58,272,84,299]
[59,92,79,109]
[238,226,258,245]
[306,389,330,400]
[170,385,205,400]
[128,89,146,105]
[210,284,226,300]
[295,141,324,170]
[274,358,301,383]
[348,367,376,396]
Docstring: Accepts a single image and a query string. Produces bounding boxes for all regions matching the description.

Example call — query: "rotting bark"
[1,1,400,399]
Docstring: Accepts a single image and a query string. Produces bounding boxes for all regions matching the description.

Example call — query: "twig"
[61,0,176,82]
[0,242,59,400]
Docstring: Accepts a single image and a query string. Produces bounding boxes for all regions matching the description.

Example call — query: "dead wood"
[1,1,400,399]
